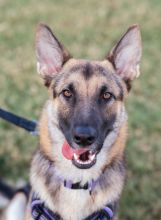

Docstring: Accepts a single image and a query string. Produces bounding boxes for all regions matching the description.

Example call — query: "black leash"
[0,108,38,136]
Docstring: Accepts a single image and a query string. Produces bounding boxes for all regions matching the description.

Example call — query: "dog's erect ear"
[107,25,142,84]
[35,23,71,86]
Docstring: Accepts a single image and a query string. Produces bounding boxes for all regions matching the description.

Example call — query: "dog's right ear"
[35,23,71,87]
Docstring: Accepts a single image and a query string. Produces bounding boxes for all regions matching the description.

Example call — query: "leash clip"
[30,130,39,136]
[30,120,39,136]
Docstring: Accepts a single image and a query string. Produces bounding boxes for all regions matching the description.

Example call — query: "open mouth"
[62,141,97,169]
[72,150,97,169]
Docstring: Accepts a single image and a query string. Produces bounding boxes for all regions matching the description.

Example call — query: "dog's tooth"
[89,150,94,155]
[89,154,95,161]
[76,158,90,165]
[84,160,90,164]
[74,153,79,160]
[89,150,96,156]
[78,159,84,164]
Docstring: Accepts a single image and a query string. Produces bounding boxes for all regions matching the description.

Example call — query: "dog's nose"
[73,126,97,146]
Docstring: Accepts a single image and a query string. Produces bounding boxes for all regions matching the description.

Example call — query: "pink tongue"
[62,141,88,160]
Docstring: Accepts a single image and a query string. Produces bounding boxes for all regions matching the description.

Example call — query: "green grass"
[0,0,161,219]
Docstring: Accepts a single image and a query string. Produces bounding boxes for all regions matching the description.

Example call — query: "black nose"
[73,126,97,146]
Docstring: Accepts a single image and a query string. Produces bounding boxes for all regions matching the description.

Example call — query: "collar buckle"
[64,179,95,194]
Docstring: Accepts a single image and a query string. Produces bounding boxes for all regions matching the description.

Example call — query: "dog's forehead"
[56,59,122,95]
[63,59,115,77]
[61,59,115,83]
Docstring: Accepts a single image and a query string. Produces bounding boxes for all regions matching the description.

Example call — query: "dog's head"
[36,24,141,174]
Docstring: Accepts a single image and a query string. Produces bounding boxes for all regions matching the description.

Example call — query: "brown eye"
[63,89,72,98]
[102,92,112,100]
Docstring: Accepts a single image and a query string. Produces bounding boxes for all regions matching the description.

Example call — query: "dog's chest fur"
[30,148,125,220]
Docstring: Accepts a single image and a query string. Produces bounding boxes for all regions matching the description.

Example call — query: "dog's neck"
[31,149,100,193]
[30,147,125,219]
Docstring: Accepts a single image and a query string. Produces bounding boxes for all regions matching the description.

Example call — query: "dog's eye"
[102,92,112,100]
[63,89,72,98]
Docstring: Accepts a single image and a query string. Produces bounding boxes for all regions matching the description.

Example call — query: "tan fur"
[103,122,128,173]
[107,115,128,164]
[39,106,52,157]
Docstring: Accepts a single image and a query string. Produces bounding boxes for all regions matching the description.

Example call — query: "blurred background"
[0,0,161,219]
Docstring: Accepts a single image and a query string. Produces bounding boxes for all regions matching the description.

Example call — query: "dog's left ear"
[35,23,71,86]
[107,25,142,86]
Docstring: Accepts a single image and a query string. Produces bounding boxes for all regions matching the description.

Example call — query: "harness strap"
[0,108,38,135]
[84,206,113,220]
[31,194,57,220]
[31,193,114,220]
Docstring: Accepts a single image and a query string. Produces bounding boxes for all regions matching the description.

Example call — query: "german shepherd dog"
[1,24,142,220]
